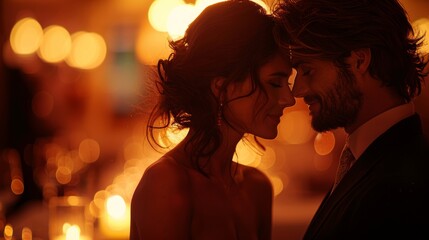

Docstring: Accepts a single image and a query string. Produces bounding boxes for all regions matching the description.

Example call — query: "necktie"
[331,144,356,193]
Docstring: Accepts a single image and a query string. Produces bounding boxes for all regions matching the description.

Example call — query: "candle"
[53,223,91,240]
[49,196,93,240]
[99,195,130,239]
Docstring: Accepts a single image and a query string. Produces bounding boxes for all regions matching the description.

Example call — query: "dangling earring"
[217,102,223,126]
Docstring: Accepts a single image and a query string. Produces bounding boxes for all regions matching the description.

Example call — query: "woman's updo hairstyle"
[148,0,278,170]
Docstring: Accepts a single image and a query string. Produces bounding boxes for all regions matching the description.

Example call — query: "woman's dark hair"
[147,0,278,173]
[274,0,428,102]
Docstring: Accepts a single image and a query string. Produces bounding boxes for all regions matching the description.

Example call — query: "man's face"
[291,58,362,132]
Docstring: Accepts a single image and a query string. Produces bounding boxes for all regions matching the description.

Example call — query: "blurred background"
[0,0,428,239]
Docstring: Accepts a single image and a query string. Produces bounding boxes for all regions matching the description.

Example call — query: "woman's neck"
[173,127,243,178]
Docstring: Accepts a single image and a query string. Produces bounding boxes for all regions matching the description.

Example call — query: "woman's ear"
[210,77,226,98]
[351,48,371,73]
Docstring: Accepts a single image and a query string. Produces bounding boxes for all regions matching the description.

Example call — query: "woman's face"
[224,53,296,139]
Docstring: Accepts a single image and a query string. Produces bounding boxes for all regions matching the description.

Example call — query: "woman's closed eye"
[269,81,283,88]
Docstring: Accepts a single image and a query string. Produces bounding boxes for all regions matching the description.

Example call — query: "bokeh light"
[62,223,81,240]
[313,131,336,156]
[166,4,197,40]
[259,146,277,170]
[11,179,24,195]
[157,126,189,148]
[277,110,315,144]
[149,0,271,40]
[56,166,72,184]
[4,224,13,240]
[148,0,185,32]
[194,0,226,11]
[270,175,285,196]
[10,17,43,55]
[233,138,262,167]
[413,18,429,55]
[66,31,107,69]
[99,194,130,238]
[136,21,171,65]
[106,195,126,219]
[38,25,72,63]
[21,227,32,240]
[78,138,100,163]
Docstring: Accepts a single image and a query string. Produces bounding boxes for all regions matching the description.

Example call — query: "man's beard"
[311,67,362,132]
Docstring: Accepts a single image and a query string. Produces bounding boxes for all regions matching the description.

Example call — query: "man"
[274,0,429,239]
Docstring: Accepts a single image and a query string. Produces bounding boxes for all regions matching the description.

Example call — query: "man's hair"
[274,0,427,101]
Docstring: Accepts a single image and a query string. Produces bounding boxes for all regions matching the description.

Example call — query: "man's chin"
[311,118,338,132]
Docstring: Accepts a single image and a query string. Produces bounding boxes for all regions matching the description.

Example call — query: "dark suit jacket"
[303,114,429,240]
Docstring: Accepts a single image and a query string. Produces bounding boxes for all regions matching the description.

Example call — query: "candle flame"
[62,223,81,240]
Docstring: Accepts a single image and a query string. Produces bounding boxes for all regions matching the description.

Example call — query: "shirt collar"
[347,103,415,159]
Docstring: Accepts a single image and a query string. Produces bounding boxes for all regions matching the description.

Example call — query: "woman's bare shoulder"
[137,156,190,190]
[237,164,273,219]
[238,164,273,193]
[130,157,193,239]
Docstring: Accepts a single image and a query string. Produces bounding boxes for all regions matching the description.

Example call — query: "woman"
[130,0,295,239]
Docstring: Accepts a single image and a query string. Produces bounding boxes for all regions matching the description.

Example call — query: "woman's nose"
[291,76,307,98]
[279,88,296,107]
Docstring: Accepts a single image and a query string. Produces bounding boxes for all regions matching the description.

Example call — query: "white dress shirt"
[347,102,415,161]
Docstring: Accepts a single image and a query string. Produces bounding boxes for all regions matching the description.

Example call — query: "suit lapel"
[305,146,383,238]
[304,114,423,239]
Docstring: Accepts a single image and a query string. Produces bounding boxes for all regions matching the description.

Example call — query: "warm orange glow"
[313,131,336,156]
[413,18,429,54]
[313,155,333,171]
[66,31,106,69]
[93,190,108,210]
[250,0,271,13]
[38,25,72,63]
[233,139,262,167]
[78,139,100,163]
[89,201,100,218]
[57,154,74,171]
[32,91,54,118]
[270,175,285,196]
[4,224,13,240]
[100,195,130,238]
[166,4,197,40]
[56,166,72,184]
[106,195,126,218]
[62,223,81,240]
[11,178,24,195]
[277,110,315,144]
[148,0,185,32]
[123,141,144,161]
[136,21,171,65]
[66,196,82,206]
[148,0,270,39]
[157,126,189,148]
[194,0,270,14]
[259,146,276,170]
[10,17,43,55]
[195,0,226,10]
[21,227,32,240]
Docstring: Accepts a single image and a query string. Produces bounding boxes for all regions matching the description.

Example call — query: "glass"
[49,196,93,240]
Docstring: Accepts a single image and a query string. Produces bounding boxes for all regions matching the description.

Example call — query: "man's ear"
[351,48,371,73]
[210,77,226,98]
